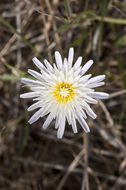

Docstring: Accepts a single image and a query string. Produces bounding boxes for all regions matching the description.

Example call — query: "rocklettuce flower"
[20,48,109,138]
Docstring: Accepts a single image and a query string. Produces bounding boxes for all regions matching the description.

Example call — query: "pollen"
[52,81,75,103]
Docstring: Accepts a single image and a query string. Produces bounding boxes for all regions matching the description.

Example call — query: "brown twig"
[81,133,89,190]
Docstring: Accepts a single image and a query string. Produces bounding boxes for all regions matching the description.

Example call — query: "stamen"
[52,81,75,103]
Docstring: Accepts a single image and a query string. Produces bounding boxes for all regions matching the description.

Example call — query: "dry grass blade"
[56,150,84,190]
[99,100,114,127]
[109,90,126,98]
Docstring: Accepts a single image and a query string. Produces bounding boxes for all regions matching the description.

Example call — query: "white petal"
[79,74,92,83]
[90,92,109,99]
[44,59,53,72]
[74,57,82,70]
[77,106,87,119]
[53,63,58,71]
[84,96,98,104]
[68,47,74,68]
[72,75,81,84]
[83,103,97,119]
[20,92,40,98]
[57,116,66,139]
[79,88,94,93]
[55,51,62,69]
[71,115,77,133]
[63,58,68,72]
[86,108,97,119]
[88,75,105,83]
[55,116,60,129]
[40,109,49,118]
[28,108,44,124]
[77,115,90,133]
[64,58,68,66]
[66,111,72,125]
[21,78,42,86]
[88,82,105,88]
[74,66,82,76]
[42,113,54,129]
[32,57,45,71]
[41,70,52,81]
[28,69,44,81]
[81,60,94,75]
[30,86,44,91]
[27,101,42,111]
[33,98,39,101]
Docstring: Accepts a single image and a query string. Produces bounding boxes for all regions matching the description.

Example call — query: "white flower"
[20,48,109,138]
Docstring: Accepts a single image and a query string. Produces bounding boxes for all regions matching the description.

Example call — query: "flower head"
[20,48,109,138]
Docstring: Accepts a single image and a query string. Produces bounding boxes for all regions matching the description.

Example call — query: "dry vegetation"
[0,0,126,189]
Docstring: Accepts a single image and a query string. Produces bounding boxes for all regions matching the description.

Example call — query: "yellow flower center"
[52,81,75,103]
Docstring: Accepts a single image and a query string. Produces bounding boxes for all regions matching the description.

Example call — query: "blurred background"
[0,0,126,189]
